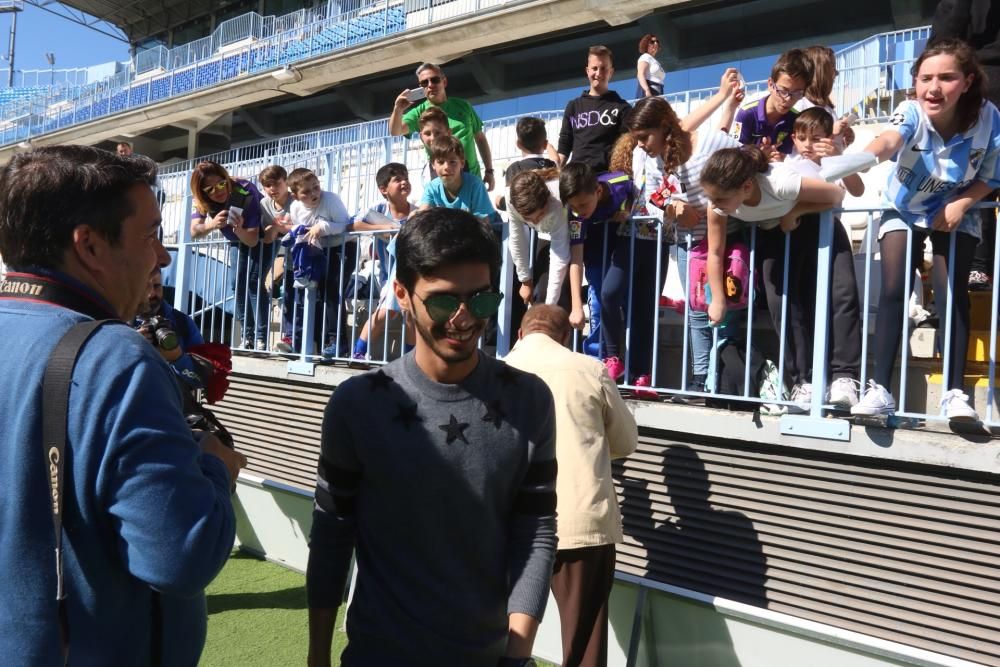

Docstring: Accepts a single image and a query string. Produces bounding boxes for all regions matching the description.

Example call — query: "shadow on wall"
[614,444,767,665]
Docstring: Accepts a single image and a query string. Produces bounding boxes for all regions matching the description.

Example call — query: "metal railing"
[157,89,999,434]
[834,26,932,120]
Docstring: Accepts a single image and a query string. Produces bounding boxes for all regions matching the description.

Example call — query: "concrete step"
[909,327,999,363]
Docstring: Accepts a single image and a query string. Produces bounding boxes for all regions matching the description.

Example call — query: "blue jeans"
[233,241,276,344]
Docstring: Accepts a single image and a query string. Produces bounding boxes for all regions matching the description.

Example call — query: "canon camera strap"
[43,320,116,663]
[0,272,119,321]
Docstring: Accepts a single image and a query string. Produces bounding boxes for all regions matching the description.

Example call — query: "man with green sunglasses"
[307,209,557,667]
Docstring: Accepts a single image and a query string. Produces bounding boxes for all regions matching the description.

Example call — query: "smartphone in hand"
[404,88,427,103]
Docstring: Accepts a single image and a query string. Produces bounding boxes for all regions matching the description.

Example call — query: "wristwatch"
[497,658,536,667]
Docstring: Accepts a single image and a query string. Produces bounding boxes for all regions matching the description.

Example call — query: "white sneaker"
[255,340,268,352]
[787,383,812,414]
[828,377,860,410]
[941,389,979,422]
[851,380,896,416]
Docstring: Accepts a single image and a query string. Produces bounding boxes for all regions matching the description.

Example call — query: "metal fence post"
[780,211,850,441]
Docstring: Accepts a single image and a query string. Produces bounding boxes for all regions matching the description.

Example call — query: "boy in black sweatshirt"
[557,45,632,172]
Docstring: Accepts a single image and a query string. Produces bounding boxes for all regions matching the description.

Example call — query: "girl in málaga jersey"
[849,38,1000,421]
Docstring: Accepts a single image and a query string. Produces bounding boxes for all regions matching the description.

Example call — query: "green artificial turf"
[202,550,345,666]
[202,550,555,666]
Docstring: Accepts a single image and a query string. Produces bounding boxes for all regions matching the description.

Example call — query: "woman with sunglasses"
[636,34,666,98]
[189,160,274,351]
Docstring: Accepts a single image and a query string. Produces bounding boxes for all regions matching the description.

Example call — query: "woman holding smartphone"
[190,160,274,351]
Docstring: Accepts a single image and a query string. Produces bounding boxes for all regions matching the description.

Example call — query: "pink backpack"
[686,238,751,312]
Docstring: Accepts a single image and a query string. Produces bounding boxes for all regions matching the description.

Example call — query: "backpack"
[686,238,751,312]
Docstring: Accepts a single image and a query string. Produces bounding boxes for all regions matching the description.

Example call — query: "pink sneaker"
[603,356,625,381]
[633,374,658,399]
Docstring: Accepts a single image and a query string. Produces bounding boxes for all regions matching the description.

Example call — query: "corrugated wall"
[616,430,1000,666]
[213,373,1000,664]
[211,372,330,490]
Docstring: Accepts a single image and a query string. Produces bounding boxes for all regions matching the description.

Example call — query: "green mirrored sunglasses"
[415,290,504,323]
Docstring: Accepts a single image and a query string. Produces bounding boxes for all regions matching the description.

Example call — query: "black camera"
[140,315,179,351]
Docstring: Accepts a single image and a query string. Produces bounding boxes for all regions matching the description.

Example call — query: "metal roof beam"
[22,0,128,42]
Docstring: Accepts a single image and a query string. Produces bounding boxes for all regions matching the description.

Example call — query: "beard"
[407,306,485,365]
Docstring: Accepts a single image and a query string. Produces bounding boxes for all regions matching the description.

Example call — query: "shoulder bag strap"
[41,319,117,664]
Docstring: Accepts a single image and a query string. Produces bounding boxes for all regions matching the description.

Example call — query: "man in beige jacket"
[505,304,637,667]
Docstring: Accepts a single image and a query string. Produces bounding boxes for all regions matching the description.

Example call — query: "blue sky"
[0,5,128,73]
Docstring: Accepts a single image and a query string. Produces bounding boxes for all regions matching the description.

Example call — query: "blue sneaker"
[322,340,349,359]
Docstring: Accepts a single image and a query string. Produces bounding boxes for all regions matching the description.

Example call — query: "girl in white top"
[636,34,666,98]
[507,168,574,308]
[700,145,845,327]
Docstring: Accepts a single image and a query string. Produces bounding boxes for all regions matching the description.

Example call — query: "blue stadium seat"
[129,86,149,107]
[151,76,171,102]
[110,90,128,113]
[195,61,221,88]
[173,69,195,94]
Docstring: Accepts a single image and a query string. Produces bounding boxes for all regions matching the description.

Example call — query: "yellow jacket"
[505,333,638,549]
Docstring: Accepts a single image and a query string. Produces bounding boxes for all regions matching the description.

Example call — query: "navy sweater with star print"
[307,351,557,666]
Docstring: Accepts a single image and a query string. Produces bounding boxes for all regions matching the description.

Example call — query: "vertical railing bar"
[899,225,914,414]
[651,221,664,388]
[859,212,874,389]
[940,232,956,417]
[743,225,758,398]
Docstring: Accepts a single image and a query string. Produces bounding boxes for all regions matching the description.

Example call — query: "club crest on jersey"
[970,148,985,171]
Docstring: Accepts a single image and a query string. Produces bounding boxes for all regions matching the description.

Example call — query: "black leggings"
[873,228,978,392]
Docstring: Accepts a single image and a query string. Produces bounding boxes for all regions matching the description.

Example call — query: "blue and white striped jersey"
[882,100,1000,237]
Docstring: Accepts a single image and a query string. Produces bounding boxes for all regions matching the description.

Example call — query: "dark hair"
[700,146,769,191]
[418,106,450,130]
[190,160,232,215]
[803,45,836,108]
[0,145,157,269]
[638,34,658,55]
[287,167,318,194]
[510,169,559,215]
[913,38,986,134]
[588,45,614,67]
[429,135,464,162]
[793,107,834,137]
[259,164,287,187]
[394,208,500,291]
[771,48,814,86]
[515,116,548,154]
[520,303,570,340]
[376,162,408,190]
[558,162,598,204]
[624,96,691,173]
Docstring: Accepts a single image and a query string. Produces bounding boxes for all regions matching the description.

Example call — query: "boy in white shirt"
[284,168,396,358]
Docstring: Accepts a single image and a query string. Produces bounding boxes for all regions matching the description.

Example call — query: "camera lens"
[155,328,179,351]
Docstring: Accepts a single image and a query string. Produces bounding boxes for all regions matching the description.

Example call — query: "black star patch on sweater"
[481,399,505,429]
[495,366,520,386]
[439,414,470,444]
[366,369,394,391]
[393,402,422,429]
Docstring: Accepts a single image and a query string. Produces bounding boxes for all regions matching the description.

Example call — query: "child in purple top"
[731,49,814,158]
[559,163,634,367]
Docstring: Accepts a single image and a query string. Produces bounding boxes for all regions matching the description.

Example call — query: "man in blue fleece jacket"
[0,145,246,665]
[307,209,557,667]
